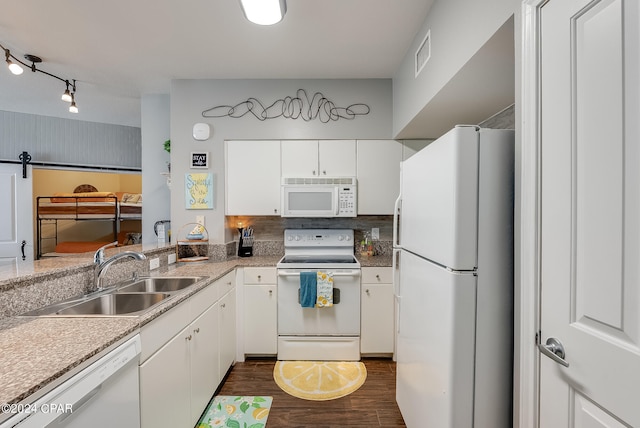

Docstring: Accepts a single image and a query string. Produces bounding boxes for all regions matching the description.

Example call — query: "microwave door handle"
[335,190,340,215]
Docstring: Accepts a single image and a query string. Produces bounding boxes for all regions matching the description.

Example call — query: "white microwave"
[281,177,357,217]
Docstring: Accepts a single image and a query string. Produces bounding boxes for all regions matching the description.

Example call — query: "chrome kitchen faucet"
[93,242,147,290]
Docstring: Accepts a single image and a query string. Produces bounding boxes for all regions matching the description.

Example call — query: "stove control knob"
[338,235,344,241]
[294,235,301,241]
[287,235,293,241]
[345,235,351,241]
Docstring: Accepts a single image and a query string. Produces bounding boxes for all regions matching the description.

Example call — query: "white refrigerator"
[393,125,514,428]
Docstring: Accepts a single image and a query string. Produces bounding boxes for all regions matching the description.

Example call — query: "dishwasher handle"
[50,385,102,425]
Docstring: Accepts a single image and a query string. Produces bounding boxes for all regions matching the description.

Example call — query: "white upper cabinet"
[281,140,318,176]
[318,140,356,176]
[281,140,356,177]
[357,140,403,215]
[225,140,281,215]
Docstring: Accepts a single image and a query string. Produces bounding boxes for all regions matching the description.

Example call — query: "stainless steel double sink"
[22,276,207,317]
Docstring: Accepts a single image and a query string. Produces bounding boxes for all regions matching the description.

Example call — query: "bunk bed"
[36,185,142,259]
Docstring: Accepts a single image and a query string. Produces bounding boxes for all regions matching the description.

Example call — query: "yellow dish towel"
[316,272,333,307]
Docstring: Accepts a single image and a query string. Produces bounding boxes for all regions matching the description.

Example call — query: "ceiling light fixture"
[239,0,287,25]
[1,42,79,114]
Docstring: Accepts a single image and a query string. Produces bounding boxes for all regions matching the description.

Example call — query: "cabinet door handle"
[221,303,226,308]
[257,275,261,281]
[186,335,192,341]
[365,289,370,296]
[313,170,316,175]
[268,289,273,296]
[376,274,380,280]
[194,328,200,334]
[322,170,326,175]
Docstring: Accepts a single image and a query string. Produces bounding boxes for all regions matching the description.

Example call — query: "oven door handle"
[277,270,361,277]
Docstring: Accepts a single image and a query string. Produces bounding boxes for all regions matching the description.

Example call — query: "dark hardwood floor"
[215,358,407,428]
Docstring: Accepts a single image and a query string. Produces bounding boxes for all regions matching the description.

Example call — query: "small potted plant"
[164,139,171,171]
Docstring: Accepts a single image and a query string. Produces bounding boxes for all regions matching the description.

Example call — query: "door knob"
[538,337,569,367]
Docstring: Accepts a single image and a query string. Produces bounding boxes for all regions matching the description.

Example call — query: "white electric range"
[276,229,361,361]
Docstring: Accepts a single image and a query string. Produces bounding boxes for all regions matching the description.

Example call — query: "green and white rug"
[196,396,272,428]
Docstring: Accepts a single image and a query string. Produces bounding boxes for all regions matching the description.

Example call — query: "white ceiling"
[0,0,435,128]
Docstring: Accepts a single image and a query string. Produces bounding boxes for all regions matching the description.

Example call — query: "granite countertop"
[0,253,390,414]
[0,255,280,415]
[357,254,393,267]
[0,317,139,410]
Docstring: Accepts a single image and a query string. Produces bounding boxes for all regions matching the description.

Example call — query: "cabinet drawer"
[140,299,191,363]
[361,267,393,284]
[190,279,220,319]
[243,267,277,284]
[218,271,236,296]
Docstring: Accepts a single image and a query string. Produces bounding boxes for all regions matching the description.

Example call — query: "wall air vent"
[415,30,431,77]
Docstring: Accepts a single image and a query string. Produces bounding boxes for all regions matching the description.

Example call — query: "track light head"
[69,93,78,113]
[61,81,72,102]
[4,49,23,75]
[61,88,72,102]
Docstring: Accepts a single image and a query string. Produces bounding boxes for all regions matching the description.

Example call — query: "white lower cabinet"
[218,289,236,380]
[140,323,191,428]
[139,272,235,428]
[360,267,395,354]
[189,303,221,423]
[243,267,278,356]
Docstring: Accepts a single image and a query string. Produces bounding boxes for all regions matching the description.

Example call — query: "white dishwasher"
[1,335,141,428]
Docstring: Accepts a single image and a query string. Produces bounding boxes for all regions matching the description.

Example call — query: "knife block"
[237,228,253,257]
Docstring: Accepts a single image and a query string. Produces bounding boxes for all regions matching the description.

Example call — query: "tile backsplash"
[227,215,394,242]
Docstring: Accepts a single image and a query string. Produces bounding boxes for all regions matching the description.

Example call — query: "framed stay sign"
[191,152,209,169]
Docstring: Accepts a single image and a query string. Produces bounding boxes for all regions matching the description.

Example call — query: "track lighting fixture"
[239,0,287,25]
[1,42,79,114]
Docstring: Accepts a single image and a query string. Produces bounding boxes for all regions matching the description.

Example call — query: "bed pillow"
[121,193,142,204]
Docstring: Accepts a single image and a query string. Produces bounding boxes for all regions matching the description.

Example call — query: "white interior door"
[0,163,33,263]
[539,0,640,426]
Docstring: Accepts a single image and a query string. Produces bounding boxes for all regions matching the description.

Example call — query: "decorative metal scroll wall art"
[202,89,370,123]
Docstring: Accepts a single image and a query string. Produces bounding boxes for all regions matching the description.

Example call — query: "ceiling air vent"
[415,30,431,77]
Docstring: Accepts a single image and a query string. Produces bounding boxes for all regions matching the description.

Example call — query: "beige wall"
[33,169,142,254]
[33,169,141,196]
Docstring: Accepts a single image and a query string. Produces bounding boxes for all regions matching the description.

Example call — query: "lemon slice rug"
[273,361,367,401]
[196,396,272,428]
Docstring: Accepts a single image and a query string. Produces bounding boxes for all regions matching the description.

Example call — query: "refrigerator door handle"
[392,248,401,336]
[392,248,400,296]
[393,193,402,248]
